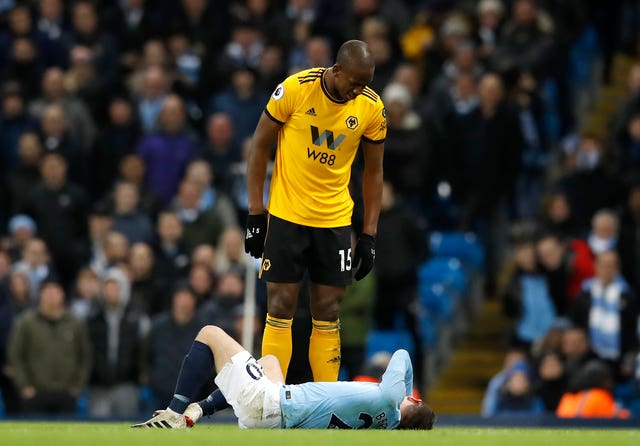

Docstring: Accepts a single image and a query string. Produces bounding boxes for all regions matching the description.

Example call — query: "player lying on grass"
[132,325,435,430]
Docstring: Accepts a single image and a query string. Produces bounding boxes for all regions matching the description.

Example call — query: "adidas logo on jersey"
[305,108,317,116]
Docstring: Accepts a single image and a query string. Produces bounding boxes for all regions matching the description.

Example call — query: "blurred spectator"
[35,0,70,69]
[344,0,410,44]
[473,0,505,66]
[571,250,639,381]
[502,239,556,348]
[200,112,240,191]
[108,154,161,220]
[554,134,623,233]
[36,103,87,188]
[184,159,238,228]
[13,238,56,304]
[29,67,97,153]
[87,202,113,276]
[481,348,528,416]
[64,45,107,124]
[8,280,91,414]
[617,112,640,178]
[256,43,286,94]
[392,63,429,117]
[87,267,150,417]
[291,35,332,72]
[0,81,36,175]
[5,214,37,263]
[134,65,169,134]
[611,64,640,170]
[228,137,273,222]
[201,269,245,338]
[67,0,119,91]
[93,98,142,198]
[618,183,640,294]
[381,82,429,202]
[93,231,130,278]
[3,37,43,101]
[215,226,248,277]
[532,350,567,412]
[561,327,594,383]
[586,209,619,256]
[167,30,203,100]
[216,20,264,81]
[110,181,154,245]
[492,0,554,81]
[171,180,225,253]
[509,71,549,220]
[207,66,268,146]
[128,242,167,317]
[69,266,100,321]
[145,286,204,408]
[0,268,30,414]
[186,263,215,307]
[556,359,630,418]
[153,210,190,283]
[190,243,217,273]
[138,94,198,205]
[373,181,427,387]
[4,132,41,216]
[536,233,594,315]
[23,152,89,287]
[494,363,545,416]
[363,26,398,93]
[539,192,579,239]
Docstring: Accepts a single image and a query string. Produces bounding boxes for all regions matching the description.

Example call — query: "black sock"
[168,340,213,414]
[198,389,231,416]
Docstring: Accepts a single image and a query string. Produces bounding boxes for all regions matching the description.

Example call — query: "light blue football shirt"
[279,349,413,429]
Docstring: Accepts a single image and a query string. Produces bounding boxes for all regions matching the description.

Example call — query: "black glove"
[245,213,267,258]
[353,233,376,281]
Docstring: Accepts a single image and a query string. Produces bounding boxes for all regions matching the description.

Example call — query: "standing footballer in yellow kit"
[244,39,386,382]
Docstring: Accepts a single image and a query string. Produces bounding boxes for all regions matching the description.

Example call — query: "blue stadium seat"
[366,329,415,359]
[429,231,484,272]
[418,283,454,322]
[418,257,468,299]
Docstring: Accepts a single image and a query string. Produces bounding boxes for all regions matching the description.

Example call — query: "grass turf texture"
[1,422,639,446]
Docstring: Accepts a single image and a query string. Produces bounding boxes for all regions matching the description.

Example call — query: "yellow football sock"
[309,318,341,382]
[262,314,293,379]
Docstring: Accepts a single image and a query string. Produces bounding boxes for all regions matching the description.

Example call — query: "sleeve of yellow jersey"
[362,102,387,144]
[264,74,299,125]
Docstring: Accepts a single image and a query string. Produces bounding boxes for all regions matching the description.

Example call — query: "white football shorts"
[214,350,282,429]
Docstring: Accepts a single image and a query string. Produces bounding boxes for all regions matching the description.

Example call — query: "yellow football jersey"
[264,68,386,228]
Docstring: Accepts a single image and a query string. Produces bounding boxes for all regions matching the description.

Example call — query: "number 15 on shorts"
[339,248,352,272]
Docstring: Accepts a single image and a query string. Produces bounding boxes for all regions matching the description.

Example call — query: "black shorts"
[259,214,353,286]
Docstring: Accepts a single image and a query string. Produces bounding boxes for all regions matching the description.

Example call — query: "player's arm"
[247,112,281,214]
[379,349,414,399]
[360,140,384,236]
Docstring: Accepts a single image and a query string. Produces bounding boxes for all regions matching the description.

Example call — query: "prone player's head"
[331,40,374,101]
[398,396,435,430]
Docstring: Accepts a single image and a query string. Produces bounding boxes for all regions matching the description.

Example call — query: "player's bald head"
[336,40,374,71]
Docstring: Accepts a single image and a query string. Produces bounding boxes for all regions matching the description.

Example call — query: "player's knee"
[312,296,342,321]
[267,293,296,318]
[197,325,223,342]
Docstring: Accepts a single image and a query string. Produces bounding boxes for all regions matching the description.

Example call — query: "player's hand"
[353,233,376,281]
[245,213,267,258]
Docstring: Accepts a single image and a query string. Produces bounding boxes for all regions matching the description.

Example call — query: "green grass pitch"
[0,422,638,446]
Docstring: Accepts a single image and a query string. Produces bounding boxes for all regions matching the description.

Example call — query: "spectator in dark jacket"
[153,211,191,285]
[87,267,150,417]
[0,81,36,175]
[374,181,427,387]
[5,132,42,217]
[145,286,206,408]
[129,242,168,317]
[23,152,89,287]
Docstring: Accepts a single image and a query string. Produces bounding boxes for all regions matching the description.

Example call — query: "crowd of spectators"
[0,0,638,418]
